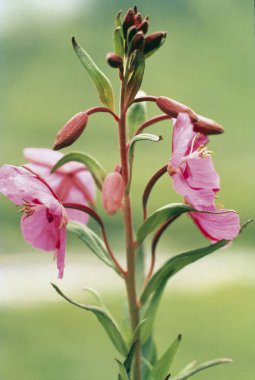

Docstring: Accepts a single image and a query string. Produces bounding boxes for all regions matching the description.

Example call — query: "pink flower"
[0,165,68,278]
[102,172,125,215]
[23,148,96,225]
[168,113,240,242]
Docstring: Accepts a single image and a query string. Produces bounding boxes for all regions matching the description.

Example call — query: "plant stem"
[119,83,141,380]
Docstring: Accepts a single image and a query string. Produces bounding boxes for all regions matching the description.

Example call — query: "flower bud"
[123,8,136,38]
[127,25,137,43]
[53,112,88,150]
[156,96,198,122]
[138,20,149,34]
[144,32,166,55]
[102,172,125,215]
[193,115,224,135]
[106,52,123,69]
[135,13,143,26]
[130,32,144,52]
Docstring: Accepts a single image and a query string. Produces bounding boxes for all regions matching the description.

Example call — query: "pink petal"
[190,208,240,242]
[0,165,55,205]
[171,113,195,169]
[56,226,66,279]
[21,206,62,251]
[185,156,220,191]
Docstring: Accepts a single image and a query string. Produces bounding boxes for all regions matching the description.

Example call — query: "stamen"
[189,133,200,154]
[197,145,212,158]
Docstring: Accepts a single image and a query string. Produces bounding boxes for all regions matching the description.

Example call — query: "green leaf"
[135,243,146,293]
[142,337,157,380]
[72,37,115,111]
[150,334,182,380]
[116,359,129,380]
[126,51,145,107]
[141,282,166,343]
[141,240,228,305]
[51,151,106,190]
[137,203,194,244]
[114,27,125,57]
[67,221,115,269]
[52,284,128,356]
[128,133,161,191]
[170,358,232,380]
[127,91,147,138]
[177,361,197,376]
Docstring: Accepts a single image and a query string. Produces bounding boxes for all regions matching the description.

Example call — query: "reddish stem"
[142,165,168,219]
[86,106,120,122]
[63,202,127,277]
[134,114,172,136]
[133,95,158,103]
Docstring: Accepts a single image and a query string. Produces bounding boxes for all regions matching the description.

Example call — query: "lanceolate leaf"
[116,359,129,380]
[128,133,161,190]
[142,337,157,379]
[72,37,115,111]
[52,284,128,356]
[127,92,147,138]
[126,51,145,107]
[114,27,125,57]
[150,334,182,380]
[141,240,228,304]
[67,221,114,269]
[170,358,232,380]
[51,151,106,190]
[137,203,194,244]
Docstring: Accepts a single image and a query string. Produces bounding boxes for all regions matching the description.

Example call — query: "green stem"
[119,81,141,380]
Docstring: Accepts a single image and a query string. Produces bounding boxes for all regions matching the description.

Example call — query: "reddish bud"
[106,52,123,69]
[138,20,149,34]
[53,112,88,150]
[123,9,136,38]
[130,32,144,52]
[144,32,166,55]
[156,96,198,122]
[133,5,138,14]
[102,172,125,215]
[193,114,224,135]
[135,13,143,26]
[127,25,137,43]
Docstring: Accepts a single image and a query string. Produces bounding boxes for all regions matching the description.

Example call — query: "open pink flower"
[0,165,68,278]
[168,113,240,242]
[23,148,96,224]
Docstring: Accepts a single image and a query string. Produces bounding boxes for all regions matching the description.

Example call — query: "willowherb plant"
[1,6,250,380]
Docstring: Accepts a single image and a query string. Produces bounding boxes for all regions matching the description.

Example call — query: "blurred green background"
[1,0,254,379]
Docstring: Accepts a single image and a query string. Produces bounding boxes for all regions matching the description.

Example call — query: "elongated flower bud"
[106,52,123,69]
[53,112,88,150]
[193,114,224,135]
[156,96,198,122]
[102,172,125,215]
[144,32,166,55]
[123,9,136,38]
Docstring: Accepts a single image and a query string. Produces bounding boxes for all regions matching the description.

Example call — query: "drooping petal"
[0,165,56,205]
[56,226,66,279]
[24,148,63,169]
[189,208,240,242]
[185,156,220,192]
[171,113,195,170]
[21,206,62,251]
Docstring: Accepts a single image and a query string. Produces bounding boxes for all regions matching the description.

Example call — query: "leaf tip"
[178,333,182,341]
[71,36,78,48]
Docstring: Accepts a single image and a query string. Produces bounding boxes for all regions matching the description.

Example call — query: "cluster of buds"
[106,6,167,75]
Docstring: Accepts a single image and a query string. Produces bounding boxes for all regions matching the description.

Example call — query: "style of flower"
[168,113,240,242]
[23,148,96,225]
[0,165,68,278]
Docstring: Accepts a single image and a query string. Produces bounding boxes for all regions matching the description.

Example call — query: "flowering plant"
[0,6,250,380]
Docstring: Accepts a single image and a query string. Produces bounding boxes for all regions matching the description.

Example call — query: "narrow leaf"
[150,334,182,380]
[51,151,106,190]
[67,221,114,269]
[72,37,115,111]
[116,359,129,380]
[52,284,128,356]
[128,133,161,190]
[170,358,232,380]
[126,51,145,107]
[135,243,146,293]
[137,203,194,244]
[177,361,197,376]
[141,240,228,304]
[127,91,147,138]
[114,27,125,57]
[142,337,157,379]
